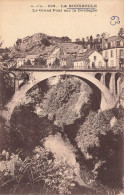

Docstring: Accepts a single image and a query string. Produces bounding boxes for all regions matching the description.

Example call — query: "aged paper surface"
[0,0,124,194]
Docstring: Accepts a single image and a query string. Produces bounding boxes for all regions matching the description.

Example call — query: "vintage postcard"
[0,0,124,194]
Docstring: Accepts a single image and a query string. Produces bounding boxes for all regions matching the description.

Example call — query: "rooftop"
[75,50,97,62]
[105,36,124,42]
[26,55,39,59]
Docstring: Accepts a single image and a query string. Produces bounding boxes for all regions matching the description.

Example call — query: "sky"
[0,0,124,47]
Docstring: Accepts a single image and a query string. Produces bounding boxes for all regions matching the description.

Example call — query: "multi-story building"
[102,36,124,68]
[47,47,67,66]
[74,50,103,69]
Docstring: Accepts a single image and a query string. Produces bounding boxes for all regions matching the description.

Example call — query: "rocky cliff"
[8,33,83,59]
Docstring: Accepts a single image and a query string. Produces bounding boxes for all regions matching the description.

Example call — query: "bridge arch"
[105,73,111,89]
[95,73,102,81]
[115,73,121,95]
[1,71,116,121]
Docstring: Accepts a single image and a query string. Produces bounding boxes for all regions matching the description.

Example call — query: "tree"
[61,36,71,43]
[26,59,31,65]
[82,38,86,49]
[41,38,51,46]
[0,36,3,48]
[52,58,60,68]
[118,27,124,37]
[16,38,22,46]
[76,109,123,188]
[86,36,89,42]
[9,104,59,153]
[0,71,15,106]
[90,36,94,49]
[96,34,100,40]
[34,57,46,66]
[41,76,93,126]
[75,38,80,44]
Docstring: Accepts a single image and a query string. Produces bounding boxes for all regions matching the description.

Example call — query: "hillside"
[8,33,83,59]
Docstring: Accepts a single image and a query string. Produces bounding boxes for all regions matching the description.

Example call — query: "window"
[111,50,114,57]
[105,43,108,49]
[98,62,102,67]
[108,42,111,48]
[94,56,97,60]
[120,49,124,58]
[113,41,116,47]
[116,41,120,47]
[105,51,108,58]
[120,40,123,47]
[110,60,114,67]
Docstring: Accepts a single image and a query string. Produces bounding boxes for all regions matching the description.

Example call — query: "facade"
[7,60,16,69]
[16,58,25,68]
[47,47,67,66]
[25,55,39,65]
[60,54,76,68]
[47,47,61,66]
[102,36,124,68]
[77,49,87,57]
[74,50,103,69]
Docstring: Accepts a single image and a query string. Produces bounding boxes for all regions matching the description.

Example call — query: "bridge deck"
[9,68,123,72]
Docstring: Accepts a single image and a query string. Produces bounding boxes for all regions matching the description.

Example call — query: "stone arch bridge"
[1,68,123,120]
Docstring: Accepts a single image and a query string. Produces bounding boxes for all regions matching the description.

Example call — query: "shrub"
[0,116,9,152]
[41,38,51,46]
[76,109,124,188]
[9,105,57,152]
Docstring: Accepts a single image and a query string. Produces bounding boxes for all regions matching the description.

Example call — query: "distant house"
[16,58,25,68]
[74,50,103,69]
[7,60,16,69]
[60,54,76,68]
[77,49,87,57]
[25,55,39,65]
[102,36,124,68]
[47,47,67,66]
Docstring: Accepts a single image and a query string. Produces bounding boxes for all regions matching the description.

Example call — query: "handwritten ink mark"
[110,16,120,26]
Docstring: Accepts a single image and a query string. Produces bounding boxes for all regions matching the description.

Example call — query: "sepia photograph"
[0,0,124,194]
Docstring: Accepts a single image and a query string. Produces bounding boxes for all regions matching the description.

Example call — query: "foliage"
[0,72,123,194]
[0,36,4,49]
[16,38,22,46]
[52,58,60,68]
[61,36,72,43]
[41,38,51,46]
[40,76,93,126]
[118,28,124,37]
[34,57,46,65]
[26,59,31,65]
[76,108,124,188]
[9,104,60,153]
[0,116,9,152]
[0,146,79,194]
[0,70,15,106]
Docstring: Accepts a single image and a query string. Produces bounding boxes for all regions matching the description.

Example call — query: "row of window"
[105,49,124,58]
[105,40,124,49]
[74,61,103,68]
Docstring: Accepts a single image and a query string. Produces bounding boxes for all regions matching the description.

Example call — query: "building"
[7,60,16,69]
[47,47,67,66]
[102,36,124,68]
[60,54,76,68]
[74,50,103,69]
[77,49,87,57]
[16,58,25,68]
[25,55,39,65]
